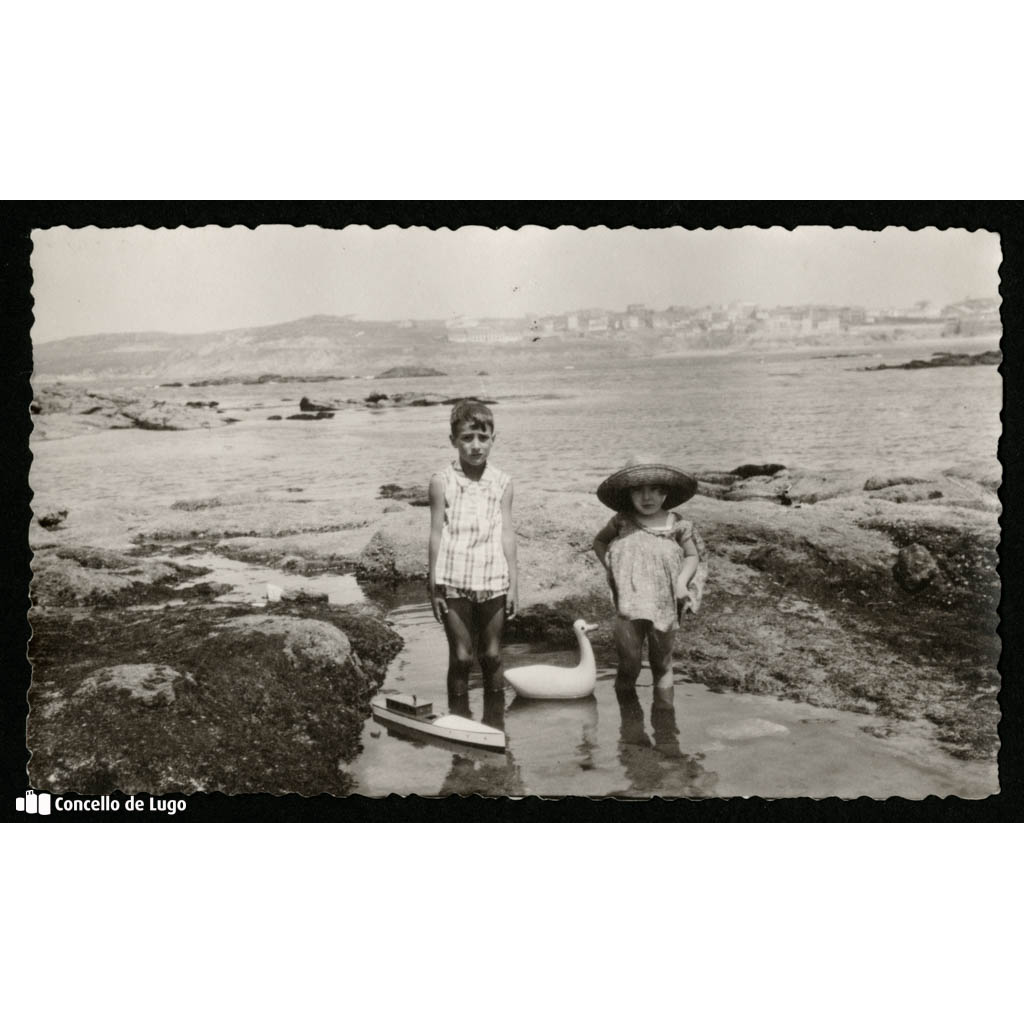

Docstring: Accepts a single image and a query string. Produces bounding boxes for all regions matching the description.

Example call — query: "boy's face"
[629,484,667,516]
[450,420,495,468]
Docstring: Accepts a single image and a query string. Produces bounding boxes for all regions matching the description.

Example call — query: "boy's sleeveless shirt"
[606,511,707,631]
[435,461,511,595]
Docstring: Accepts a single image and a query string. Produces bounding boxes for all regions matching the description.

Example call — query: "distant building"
[570,309,608,332]
[612,312,642,330]
[942,297,1001,336]
[446,317,528,344]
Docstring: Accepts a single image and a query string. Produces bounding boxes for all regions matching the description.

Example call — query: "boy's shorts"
[438,585,507,603]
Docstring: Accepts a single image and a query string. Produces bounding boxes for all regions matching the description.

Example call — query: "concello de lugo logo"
[16,790,52,815]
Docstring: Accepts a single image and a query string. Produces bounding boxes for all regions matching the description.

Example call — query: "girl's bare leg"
[475,594,507,692]
[613,617,647,689]
[648,626,677,690]
[443,598,475,694]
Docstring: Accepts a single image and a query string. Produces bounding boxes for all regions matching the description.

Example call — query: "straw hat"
[597,455,697,512]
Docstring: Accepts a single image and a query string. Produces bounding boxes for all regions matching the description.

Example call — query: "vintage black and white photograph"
[25,222,1003,801]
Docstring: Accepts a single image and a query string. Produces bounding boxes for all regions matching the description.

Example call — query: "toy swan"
[505,619,598,699]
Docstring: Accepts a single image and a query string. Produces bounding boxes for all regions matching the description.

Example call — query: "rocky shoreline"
[27,382,1002,795]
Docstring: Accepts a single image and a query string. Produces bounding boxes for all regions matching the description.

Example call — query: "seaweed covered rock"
[893,543,941,593]
[28,603,402,795]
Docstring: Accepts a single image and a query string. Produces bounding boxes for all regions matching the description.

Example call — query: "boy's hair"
[449,399,494,435]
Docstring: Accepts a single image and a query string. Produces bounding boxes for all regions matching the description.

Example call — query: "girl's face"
[450,421,495,468]
[629,484,667,517]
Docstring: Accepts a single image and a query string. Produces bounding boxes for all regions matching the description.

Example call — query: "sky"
[30,224,1002,343]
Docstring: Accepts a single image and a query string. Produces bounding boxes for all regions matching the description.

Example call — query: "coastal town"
[444,297,1001,346]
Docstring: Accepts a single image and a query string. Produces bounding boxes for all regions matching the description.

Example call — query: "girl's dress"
[605,511,707,631]
[434,460,511,600]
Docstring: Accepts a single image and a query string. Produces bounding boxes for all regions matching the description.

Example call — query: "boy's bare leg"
[482,687,506,729]
[443,598,475,695]
[613,617,647,689]
[648,627,677,690]
[475,594,507,692]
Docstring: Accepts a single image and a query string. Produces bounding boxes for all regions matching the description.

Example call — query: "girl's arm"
[427,474,447,624]
[675,534,700,613]
[500,479,518,619]
[592,517,618,569]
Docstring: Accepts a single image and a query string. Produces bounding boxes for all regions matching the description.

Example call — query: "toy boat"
[370,693,506,751]
[504,619,598,700]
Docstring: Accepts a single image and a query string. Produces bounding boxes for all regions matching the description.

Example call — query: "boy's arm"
[500,479,518,619]
[427,474,447,624]
[592,517,618,569]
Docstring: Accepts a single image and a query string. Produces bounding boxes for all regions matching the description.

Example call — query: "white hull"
[370,695,506,751]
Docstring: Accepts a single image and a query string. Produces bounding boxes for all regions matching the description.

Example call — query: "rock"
[37,508,69,530]
[695,471,743,486]
[379,483,430,506]
[219,614,354,672]
[267,415,282,420]
[375,365,446,379]
[721,478,790,502]
[356,510,426,582]
[865,476,998,512]
[31,551,138,606]
[286,411,334,420]
[893,543,941,593]
[731,463,786,479]
[864,474,926,491]
[441,395,497,405]
[281,587,329,604]
[171,497,222,511]
[388,392,448,407]
[299,397,335,412]
[862,350,1000,371]
[696,481,732,499]
[785,470,865,504]
[77,664,186,707]
[30,548,204,608]
[118,400,226,431]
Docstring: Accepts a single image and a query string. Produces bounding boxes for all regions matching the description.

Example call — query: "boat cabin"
[385,694,433,719]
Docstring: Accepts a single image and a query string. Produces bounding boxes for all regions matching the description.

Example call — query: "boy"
[428,400,518,696]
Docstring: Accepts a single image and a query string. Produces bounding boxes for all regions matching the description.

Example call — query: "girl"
[428,399,518,696]
[592,456,707,690]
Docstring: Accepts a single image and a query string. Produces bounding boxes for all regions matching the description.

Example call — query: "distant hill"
[33,315,449,381]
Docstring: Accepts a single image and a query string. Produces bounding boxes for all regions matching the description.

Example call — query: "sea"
[181,337,1002,499]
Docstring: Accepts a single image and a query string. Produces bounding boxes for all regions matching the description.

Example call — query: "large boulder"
[356,510,426,582]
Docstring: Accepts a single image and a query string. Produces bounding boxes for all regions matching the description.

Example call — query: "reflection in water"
[505,696,600,776]
[613,687,718,798]
[440,688,524,797]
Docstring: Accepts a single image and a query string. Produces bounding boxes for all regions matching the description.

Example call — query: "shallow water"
[349,597,997,800]
[175,552,365,605]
